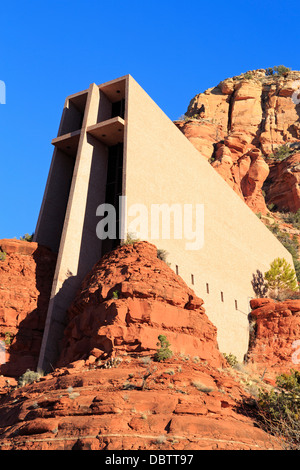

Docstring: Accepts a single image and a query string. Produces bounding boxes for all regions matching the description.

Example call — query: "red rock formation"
[0,356,278,450]
[175,120,225,160]
[0,239,56,377]
[265,152,300,212]
[176,69,300,215]
[247,298,300,380]
[56,241,224,369]
[0,241,281,450]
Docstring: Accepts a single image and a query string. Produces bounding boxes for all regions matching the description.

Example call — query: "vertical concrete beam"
[38,83,102,373]
[33,147,75,253]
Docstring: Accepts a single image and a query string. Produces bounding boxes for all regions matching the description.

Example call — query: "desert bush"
[154,335,173,362]
[267,203,276,212]
[176,114,187,121]
[264,258,298,298]
[251,269,268,298]
[122,232,140,245]
[269,144,294,161]
[18,369,43,387]
[100,356,122,369]
[20,233,34,242]
[164,368,175,375]
[266,224,300,284]
[155,435,167,444]
[139,356,152,365]
[273,287,300,301]
[265,65,291,76]
[157,248,168,262]
[294,260,300,286]
[191,380,214,393]
[283,210,300,230]
[223,352,238,367]
[257,370,300,449]
[0,250,6,261]
[4,331,14,346]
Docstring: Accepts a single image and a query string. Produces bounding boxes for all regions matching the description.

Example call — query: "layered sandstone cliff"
[176,68,300,215]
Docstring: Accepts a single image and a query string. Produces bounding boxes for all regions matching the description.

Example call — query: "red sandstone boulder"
[0,240,56,378]
[0,239,39,256]
[57,242,224,369]
[248,298,300,378]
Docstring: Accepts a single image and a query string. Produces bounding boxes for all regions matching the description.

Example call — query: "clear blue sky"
[0,0,299,240]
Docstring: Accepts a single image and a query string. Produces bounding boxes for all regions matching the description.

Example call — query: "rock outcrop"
[0,239,56,378]
[265,152,300,212]
[175,120,225,161]
[247,298,300,381]
[0,355,277,450]
[176,69,300,215]
[56,241,224,369]
[0,241,280,450]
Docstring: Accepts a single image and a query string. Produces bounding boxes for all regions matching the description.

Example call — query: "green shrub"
[257,370,300,448]
[18,369,43,387]
[293,260,300,286]
[0,250,6,261]
[269,144,294,161]
[154,335,173,362]
[244,72,254,80]
[112,290,119,299]
[20,233,34,242]
[122,232,140,245]
[223,352,238,367]
[4,332,14,346]
[276,370,300,391]
[264,257,298,298]
[265,65,291,76]
[284,210,300,230]
[267,203,276,212]
[266,225,300,284]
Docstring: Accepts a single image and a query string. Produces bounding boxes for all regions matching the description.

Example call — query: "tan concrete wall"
[38,83,108,372]
[124,75,294,360]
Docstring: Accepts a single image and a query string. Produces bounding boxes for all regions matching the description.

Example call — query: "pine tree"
[264,258,298,298]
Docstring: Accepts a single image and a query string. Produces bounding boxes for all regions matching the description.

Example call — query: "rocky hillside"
[176,67,300,216]
[0,241,283,450]
[0,239,56,378]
